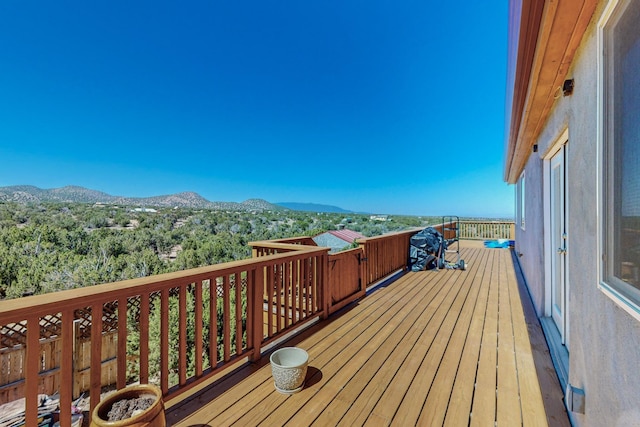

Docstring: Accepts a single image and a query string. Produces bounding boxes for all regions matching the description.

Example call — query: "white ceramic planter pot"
[270,347,309,394]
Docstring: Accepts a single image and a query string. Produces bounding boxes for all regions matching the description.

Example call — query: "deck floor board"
[167,243,569,427]
[443,248,492,426]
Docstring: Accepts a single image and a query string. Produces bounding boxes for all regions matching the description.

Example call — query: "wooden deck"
[165,243,568,426]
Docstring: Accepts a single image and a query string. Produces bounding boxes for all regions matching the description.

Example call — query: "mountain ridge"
[275,202,352,213]
[0,185,353,213]
[0,185,279,211]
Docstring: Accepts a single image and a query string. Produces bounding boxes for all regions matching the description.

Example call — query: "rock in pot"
[90,384,165,427]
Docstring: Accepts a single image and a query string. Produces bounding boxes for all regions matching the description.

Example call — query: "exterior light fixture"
[563,79,575,96]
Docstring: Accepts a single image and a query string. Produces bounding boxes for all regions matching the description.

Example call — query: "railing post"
[510,223,516,240]
[60,309,74,427]
[249,266,264,362]
[90,302,103,414]
[24,315,40,427]
[322,252,330,320]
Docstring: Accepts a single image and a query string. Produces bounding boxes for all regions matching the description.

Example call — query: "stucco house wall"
[515,155,545,315]
[516,3,640,425]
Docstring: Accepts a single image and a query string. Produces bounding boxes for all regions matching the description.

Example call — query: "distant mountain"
[0,185,281,212]
[276,202,352,213]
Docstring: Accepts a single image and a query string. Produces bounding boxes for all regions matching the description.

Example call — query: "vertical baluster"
[209,278,218,369]
[315,255,320,313]
[316,255,323,316]
[235,272,243,355]
[311,255,317,313]
[323,253,330,316]
[314,255,320,314]
[267,266,274,337]
[275,263,282,332]
[284,260,291,329]
[303,256,308,317]
[140,292,149,383]
[195,280,203,376]
[90,303,103,414]
[117,297,127,389]
[297,258,303,322]
[304,257,313,318]
[160,288,169,394]
[179,284,187,386]
[223,275,231,362]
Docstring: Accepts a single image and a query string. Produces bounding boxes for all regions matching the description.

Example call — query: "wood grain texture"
[169,243,567,426]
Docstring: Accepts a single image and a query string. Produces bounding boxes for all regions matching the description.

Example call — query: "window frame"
[517,171,526,230]
[598,0,640,320]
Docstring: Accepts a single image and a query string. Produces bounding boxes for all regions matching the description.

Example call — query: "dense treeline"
[0,202,435,299]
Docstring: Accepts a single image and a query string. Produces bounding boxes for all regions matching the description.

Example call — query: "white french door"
[550,147,567,342]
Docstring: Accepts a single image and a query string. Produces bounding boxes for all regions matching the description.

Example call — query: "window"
[517,171,526,230]
[601,0,640,312]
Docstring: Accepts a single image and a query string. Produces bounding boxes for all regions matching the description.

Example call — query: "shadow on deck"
[165,242,568,426]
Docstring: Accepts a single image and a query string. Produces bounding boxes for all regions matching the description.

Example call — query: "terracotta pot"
[90,384,165,427]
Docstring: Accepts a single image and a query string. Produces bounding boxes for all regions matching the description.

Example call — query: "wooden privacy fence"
[0,330,119,406]
[0,220,478,426]
[0,288,186,405]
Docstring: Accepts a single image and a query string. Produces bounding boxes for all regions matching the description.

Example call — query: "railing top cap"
[0,246,329,321]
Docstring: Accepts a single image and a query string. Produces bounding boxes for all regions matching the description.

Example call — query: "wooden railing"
[356,222,456,285]
[326,248,364,314]
[356,227,422,285]
[0,246,328,427]
[250,239,365,316]
[0,219,501,426]
[256,247,329,344]
[458,221,515,240]
[250,237,316,257]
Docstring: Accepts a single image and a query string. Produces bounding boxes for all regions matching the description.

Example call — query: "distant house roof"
[312,229,365,253]
[328,229,365,243]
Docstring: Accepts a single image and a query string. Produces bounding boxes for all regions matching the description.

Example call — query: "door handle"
[557,247,567,255]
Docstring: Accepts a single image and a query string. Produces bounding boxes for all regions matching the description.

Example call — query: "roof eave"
[503,0,598,184]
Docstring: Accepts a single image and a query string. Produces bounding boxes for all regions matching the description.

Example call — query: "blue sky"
[0,1,512,218]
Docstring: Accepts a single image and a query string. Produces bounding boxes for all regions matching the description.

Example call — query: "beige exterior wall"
[515,1,640,425]
[515,158,545,315]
